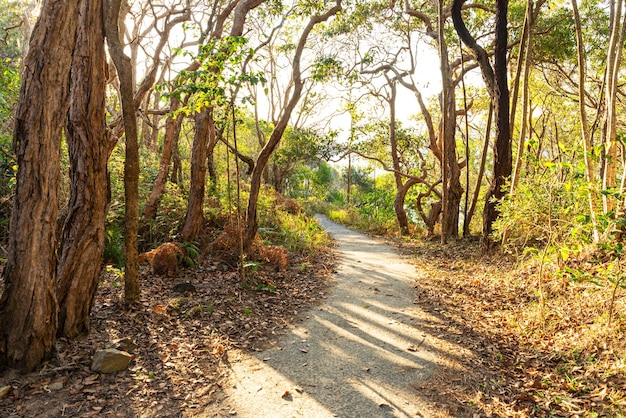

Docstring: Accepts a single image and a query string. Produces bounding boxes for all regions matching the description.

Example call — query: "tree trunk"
[56,0,108,339]
[482,0,511,245]
[482,0,512,244]
[181,109,217,242]
[452,0,511,246]
[0,0,78,371]
[143,95,183,219]
[571,0,599,242]
[438,12,462,240]
[171,138,182,184]
[105,0,140,302]
[388,80,410,235]
[464,103,493,236]
[602,0,626,214]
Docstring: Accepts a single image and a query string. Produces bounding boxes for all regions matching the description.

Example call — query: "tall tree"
[0,0,79,370]
[105,0,140,302]
[452,0,511,245]
[572,0,600,242]
[56,0,109,338]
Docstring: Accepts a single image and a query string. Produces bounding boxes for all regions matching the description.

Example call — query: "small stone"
[91,348,133,373]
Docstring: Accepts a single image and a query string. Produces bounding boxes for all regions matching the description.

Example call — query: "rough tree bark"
[105,0,140,302]
[181,109,217,242]
[0,0,79,371]
[56,0,109,338]
[452,0,511,246]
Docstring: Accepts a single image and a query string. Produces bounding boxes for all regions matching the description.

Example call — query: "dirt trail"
[219,216,445,417]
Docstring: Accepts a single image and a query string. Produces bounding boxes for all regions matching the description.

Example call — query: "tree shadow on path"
[218,216,484,417]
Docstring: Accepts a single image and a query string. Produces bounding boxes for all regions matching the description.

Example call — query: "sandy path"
[219,216,441,417]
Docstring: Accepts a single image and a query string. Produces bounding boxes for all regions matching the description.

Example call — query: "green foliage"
[311,56,344,82]
[179,241,199,267]
[165,36,266,114]
[139,182,188,250]
[256,186,332,255]
[354,187,398,234]
[493,160,594,252]
[327,206,363,227]
[561,242,626,327]
[103,224,125,267]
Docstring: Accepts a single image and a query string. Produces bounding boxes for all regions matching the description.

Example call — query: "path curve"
[220,216,440,417]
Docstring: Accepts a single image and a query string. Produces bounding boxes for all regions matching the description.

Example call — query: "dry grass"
[209,220,289,272]
[391,237,626,417]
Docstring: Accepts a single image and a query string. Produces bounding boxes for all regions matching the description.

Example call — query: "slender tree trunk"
[171,138,182,184]
[56,0,108,338]
[0,0,78,371]
[464,103,493,236]
[181,109,217,242]
[602,0,625,214]
[389,80,410,235]
[143,96,183,219]
[147,91,161,151]
[105,0,140,302]
[572,0,600,242]
[510,1,536,192]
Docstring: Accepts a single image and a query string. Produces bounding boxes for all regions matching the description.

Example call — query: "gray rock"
[91,348,133,373]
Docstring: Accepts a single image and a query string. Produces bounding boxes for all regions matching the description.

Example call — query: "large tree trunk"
[105,0,140,302]
[181,109,217,242]
[0,0,79,371]
[56,0,108,338]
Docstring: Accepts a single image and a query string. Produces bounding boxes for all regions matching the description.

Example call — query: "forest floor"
[0,216,624,417]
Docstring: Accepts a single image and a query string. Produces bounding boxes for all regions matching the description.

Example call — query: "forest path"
[218,216,445,417]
